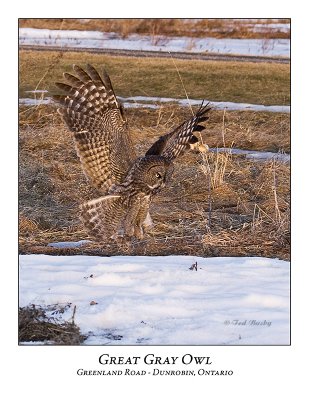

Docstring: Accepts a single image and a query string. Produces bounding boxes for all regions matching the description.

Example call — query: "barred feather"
[53,64,135,192]
[80,195,126,240]
[145,102,211,160]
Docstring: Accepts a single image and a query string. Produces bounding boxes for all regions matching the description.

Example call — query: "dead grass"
[19,50,290,106]
[19,18,290,40]
[19,104,290,260]
[19,104,290,152]
[19,304,86,344]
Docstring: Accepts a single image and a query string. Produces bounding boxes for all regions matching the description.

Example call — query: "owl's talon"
[133,225,144,240]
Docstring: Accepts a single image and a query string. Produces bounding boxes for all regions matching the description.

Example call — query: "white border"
[3,1,306,397]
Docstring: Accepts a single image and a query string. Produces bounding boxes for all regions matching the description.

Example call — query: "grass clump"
[19,303,86,345]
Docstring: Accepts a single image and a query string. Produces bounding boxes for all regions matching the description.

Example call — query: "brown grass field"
[19,49,290,260]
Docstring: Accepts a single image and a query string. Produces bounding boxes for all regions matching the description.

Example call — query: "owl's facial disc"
[146,165,167,190]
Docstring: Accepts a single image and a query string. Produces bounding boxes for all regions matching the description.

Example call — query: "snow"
[25,89,48,93]
[118,96,291,113]
[252,23,290,33]
[19,254,290,345]
[19,95,290,113]
[19,97,52,105]
[212,148,290,163]
[47,240,91,248]
[19,28,290,58]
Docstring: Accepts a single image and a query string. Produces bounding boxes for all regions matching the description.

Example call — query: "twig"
[168,52,194,116]
[272,160,282,224]
[71,305,77,325]
[208,172,212,229]
[222,108,226,147]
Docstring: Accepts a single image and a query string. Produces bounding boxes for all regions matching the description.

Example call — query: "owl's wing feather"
[80,195,127,240]
[145,102,211,160]
[53,64,136,192]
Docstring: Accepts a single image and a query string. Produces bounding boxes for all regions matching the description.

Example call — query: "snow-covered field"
[19,28,290,58]
[19,254,290,345]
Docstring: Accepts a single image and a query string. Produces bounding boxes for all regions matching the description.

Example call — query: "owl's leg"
[122,199,142,239]
[132,213,151,240]
[122,196,151,240]
[134,198,152,239]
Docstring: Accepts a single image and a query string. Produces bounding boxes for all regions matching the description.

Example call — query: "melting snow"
[19,254,290,345]
[47,240,91,249]
[118,96,290,113]
[19,28,290,58]
[212,148,290,163]
[19,95,290,114]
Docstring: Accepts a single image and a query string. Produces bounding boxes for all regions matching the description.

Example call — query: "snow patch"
[19,95,290,113]
[212,148,290,163]
[47,240,91,248]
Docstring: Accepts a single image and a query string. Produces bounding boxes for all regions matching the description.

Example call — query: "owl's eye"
[156,172,162,179]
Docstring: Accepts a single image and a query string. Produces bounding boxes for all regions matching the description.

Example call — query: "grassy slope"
[19,50,290,105]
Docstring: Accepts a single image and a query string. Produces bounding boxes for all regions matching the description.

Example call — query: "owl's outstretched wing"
[53,64,136,192]
[145,102,211,160]
[80,195,127,240]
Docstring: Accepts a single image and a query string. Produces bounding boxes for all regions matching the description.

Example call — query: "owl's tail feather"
[80,195,127,241]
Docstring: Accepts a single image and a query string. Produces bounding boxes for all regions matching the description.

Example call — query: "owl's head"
[130,156,171,194]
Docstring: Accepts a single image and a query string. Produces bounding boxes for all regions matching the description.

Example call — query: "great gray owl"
[53,64,211,241]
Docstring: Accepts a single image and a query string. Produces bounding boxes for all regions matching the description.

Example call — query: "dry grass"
[19,303,86,344]
[19,104,290,260]
[19,18,290,40]
[19,50,290,106]
[19,104,290,152]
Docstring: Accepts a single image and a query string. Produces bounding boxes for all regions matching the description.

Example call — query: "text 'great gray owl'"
[53,64,211,241]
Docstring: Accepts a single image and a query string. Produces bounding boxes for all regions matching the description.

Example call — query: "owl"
[53,64,211,241]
